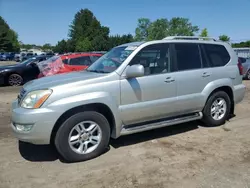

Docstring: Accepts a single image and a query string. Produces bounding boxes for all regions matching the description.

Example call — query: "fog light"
[15,123,33,132]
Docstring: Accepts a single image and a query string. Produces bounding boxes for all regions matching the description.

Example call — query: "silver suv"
[11,36,246,162]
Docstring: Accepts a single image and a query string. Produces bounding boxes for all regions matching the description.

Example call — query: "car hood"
[0,64,24,70]
[23,71,106,91]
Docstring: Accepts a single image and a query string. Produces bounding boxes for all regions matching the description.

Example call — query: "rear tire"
[202,91,231,126]
[55,111,110,162]
[246,70,250,80]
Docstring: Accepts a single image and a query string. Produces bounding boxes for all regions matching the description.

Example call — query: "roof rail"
[163,36,217,41]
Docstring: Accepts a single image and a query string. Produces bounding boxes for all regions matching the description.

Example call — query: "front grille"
[18,88,26,104]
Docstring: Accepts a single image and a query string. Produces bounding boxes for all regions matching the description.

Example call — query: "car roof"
[117,41,145,48]
[60,53,102,59]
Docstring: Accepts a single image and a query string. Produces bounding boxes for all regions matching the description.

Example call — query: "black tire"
[8,74,23,86]
[55,111,110,162]
[246,70,250,80]
[202,91,231,126]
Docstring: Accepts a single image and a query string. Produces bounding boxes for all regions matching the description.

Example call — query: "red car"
[38,52,104,78]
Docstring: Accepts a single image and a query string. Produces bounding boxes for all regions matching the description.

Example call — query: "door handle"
[165,77,175,83]
[202,72,210,77]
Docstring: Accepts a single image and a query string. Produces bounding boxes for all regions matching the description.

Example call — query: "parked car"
[239,57,250,80]
[11,36,245,162]
[0,52,16,61]
[37,52,103,78]
[20,52,36,62]
[0,56,47,86]
[0,52,6,61]
[14,53,21,62]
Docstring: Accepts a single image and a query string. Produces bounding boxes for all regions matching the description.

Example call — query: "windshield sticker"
[125,46,138,51]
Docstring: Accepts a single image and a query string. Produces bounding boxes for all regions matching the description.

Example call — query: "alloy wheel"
[68,121,102,154]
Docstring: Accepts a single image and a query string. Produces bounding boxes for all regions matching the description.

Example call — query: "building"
[233,48,250,58]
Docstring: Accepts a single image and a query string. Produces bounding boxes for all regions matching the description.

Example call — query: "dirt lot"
[0,76,250,187]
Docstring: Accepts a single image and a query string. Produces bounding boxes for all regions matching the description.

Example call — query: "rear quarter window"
[202,44,230,67]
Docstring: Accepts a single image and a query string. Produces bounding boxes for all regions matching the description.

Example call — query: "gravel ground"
[0,68,250,187]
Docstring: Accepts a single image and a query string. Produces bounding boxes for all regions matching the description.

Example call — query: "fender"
[201,78,234,105]
[47,91,122,138]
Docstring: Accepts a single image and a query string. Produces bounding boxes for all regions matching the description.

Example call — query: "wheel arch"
[205,86,234,115]
[50,103,116,144]
[4,71,23,85]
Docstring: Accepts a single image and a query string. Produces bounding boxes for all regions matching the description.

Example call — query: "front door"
[120,43,178,125]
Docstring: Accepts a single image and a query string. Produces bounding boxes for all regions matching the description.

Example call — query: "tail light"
[237,59,243,75]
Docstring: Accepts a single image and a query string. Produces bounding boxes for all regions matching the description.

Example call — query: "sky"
[0,0,250,45]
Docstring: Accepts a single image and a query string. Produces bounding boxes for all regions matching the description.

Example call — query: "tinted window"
[202,44,230,67]
[174,43,201,71]
[90,55,101,63]
[129,43,171,76]
[62,58,69,64]
[239,57,246,64]
[69,56,92,66]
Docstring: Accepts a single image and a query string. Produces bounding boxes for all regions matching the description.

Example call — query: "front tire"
[202,91,231,126]
[8,74,23,86]
[55,111,110,162]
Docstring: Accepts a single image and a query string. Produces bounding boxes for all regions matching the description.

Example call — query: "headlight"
[21,89,52,109]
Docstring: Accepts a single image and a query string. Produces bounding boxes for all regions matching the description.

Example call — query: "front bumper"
[11,99,60,145]
[0,75,4,85]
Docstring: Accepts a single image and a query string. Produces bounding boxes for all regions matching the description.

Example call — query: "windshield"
[20,57,36,64]
[86,45,138,73]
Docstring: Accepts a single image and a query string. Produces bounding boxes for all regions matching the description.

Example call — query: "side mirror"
[126,64,144,78]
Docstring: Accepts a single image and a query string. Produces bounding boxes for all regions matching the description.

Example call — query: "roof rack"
[163,36,217,41]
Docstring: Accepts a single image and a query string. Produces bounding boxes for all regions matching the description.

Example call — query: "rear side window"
[202,44,230,67]
[69,56,92,66]
[174,43,202,71]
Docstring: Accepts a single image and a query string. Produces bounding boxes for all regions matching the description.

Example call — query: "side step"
[120,112,203,136]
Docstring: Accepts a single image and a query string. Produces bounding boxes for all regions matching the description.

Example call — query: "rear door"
[172,43,212,114]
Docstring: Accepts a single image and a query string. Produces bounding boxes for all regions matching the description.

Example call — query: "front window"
[86,45,139,73]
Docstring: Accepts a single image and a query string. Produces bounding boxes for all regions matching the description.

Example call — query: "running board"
[120,112,203,136]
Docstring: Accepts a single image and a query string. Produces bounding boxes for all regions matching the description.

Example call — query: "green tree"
[69,9,109,51]
[147,19,169,40]
[0,16,20,52]
[219,35,230,42]
[107,34,134,50]
[200,28,208,37]
[8,29,20,52]
[168,17,199,36]
[75,37,92,52]
[232,41,250,48]
[134,17,199,41]
[134,18,151,41]
[42,43,52,51]
[54,39,68,54]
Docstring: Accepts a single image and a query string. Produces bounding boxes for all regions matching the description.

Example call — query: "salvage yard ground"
[0,61,250,188]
